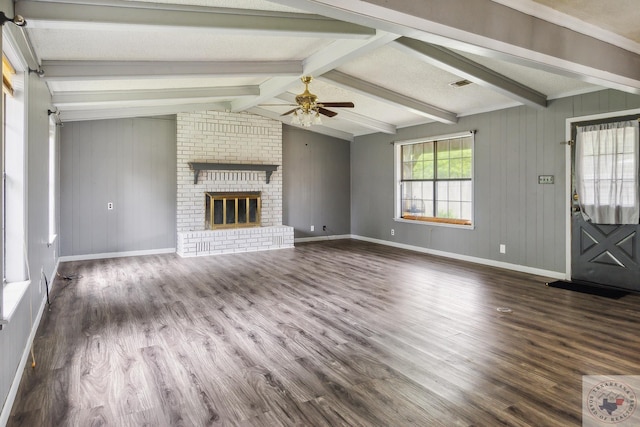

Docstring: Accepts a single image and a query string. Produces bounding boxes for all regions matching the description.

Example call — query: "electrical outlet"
[107,202,114,210]
[310,225,314,232]
[500,244,506,254]
[391,228,395,236]
[322,225,326,231]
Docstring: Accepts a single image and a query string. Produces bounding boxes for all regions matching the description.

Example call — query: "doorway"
[567,111,640,292]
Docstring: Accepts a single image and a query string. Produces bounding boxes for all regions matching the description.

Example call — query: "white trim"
[295,234,351,243]
[565,119,572,282]
[393,130,475,145]
[565,108,640,126]
[1,27,29,72]
[0,280,31,325]
[0,260,59,427]
[394,131,475,227]
[394,140,401,219]
[547,86,603,101]
[51,258,60,287]
[351,234,565,280]
[58,247,176,262]
[564,107,640,282]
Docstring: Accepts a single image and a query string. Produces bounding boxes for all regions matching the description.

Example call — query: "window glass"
[397,133,474,226]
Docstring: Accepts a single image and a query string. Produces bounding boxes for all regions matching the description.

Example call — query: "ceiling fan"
[263,76,354,126]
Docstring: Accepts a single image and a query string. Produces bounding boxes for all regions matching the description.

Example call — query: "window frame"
[394,131,475,229]
[1,49,30,327]
[48,114,58,245]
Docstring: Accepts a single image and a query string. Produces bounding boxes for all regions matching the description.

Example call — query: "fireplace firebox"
[205,192,261,230]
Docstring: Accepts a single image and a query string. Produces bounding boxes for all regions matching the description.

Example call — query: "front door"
[570,116,640,292]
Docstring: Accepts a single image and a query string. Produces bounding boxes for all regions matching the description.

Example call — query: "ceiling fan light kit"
[280,76,353,127]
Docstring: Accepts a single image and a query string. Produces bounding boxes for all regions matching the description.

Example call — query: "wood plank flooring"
[7,240,640,426]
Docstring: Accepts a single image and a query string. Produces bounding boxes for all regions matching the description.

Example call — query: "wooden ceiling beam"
[41,60,302,81]
[393,37,547,109]
[321,70,458,125]
[16,0,375,38]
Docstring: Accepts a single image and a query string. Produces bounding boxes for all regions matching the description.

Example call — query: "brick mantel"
[187,162,279,184]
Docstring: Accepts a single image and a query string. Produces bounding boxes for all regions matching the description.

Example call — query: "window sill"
[394,217,474,230]
[1,280,31,327]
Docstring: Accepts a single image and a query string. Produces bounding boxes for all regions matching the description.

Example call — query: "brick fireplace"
[176,110,293,257]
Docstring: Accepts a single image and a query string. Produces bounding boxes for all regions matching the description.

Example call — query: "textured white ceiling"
[336,45,516,115]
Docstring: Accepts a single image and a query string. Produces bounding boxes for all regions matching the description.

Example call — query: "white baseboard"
[58,247,176,262]
[350,235,565,280]
[0,261,59,427]
[294,234,352,243]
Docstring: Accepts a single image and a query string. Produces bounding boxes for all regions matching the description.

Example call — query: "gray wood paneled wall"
[283,125,351,238]
[351,89,640,274]
[0,75,58,422]
[59,117,177,256]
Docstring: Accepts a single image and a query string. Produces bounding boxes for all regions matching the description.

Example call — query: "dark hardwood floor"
[7,240,640,426]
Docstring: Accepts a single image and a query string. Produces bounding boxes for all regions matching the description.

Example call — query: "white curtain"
[575,120,639,224]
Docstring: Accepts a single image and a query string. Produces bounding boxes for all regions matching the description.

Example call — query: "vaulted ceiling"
[10,0,640,141]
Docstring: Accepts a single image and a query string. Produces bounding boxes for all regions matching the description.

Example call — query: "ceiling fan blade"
[318,107,338,117]
[319,102,354,108]
[280,108,298,116]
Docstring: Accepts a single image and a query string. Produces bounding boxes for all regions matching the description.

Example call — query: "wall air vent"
[449,79,473,88]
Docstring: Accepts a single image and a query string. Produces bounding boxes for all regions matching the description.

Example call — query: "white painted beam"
[3,26,40,71]
[302,31,399,77]
[393,38,547,109]
[16,0,375,38]
[59,102,230,122]
[231,76,300,113]
[52,86,259,108]
[321,70,458,125]
[42,60,302,81]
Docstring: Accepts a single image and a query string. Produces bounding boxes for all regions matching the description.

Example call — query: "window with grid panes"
[397,132,474,227]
